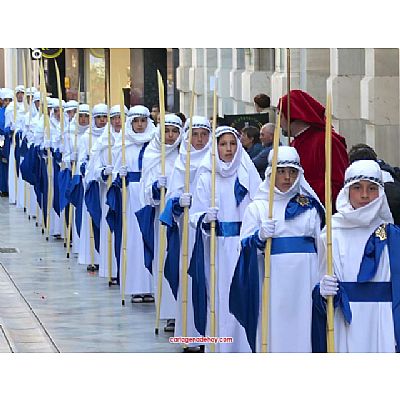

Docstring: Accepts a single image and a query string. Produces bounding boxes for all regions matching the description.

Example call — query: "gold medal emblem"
[375,224,387,241]
[296,195,310,207]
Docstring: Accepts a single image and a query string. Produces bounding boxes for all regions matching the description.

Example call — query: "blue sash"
[105,172,142,281]
[159,197,183,300]
[234,178,248,206]
[135,205,156,274]
[312,223,400,352]
[84,180,101,253]
[67,174,83,237]
[230,232,316,353]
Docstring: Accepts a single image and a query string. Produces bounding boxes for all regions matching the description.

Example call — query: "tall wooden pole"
[54,59,67,247]
[181,74,196,346]
[22,50,28,213]
[325,93,335,353]
[88,80,95,268]
[209,77,218,352]
[120,81,127,306]
[12,50,18,204]
[286,48,291,145]
[261,103,282,353]
[155,70,166,334]
[105,71,113,286]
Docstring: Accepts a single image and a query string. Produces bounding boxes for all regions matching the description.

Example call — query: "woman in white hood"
[188,126,261,352]
[86,104,127,280]
[106,105,156,301]
[313,159,400,352]
[159,115,212,350]
[230,146,324,352]
[63,104,90,255]
[136,114,182,328]
[77,103,108,269]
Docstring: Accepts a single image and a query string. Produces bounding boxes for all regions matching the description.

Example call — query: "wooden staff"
[22,50,28,213]
[25,51,33,218]
[120,82,127,306]
[66,77,80,258]
[38,60,52,240]
[209,77,218,352]
[261,102,282,353]
[325,93,335,353]
[12,50,18,204]
[155,70,166,335]
[54,59,67,246]
[105,72,113,286]
[181,74,196,344]
[27,54,34,220]
[286,48,291,145]
[36,61,43,227]
[88,91,96,269]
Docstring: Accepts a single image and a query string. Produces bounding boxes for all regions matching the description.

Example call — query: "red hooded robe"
[278,90,349,208]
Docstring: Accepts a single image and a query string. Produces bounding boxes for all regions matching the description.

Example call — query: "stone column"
[187,48,206,116]
[360,48,399,166]
[215,48,233,116]
[176,48,192,116]
[327,48,366,146]
[202,48,218,118]
[299,48,330,105]
[230,48,246,114]
[242,48,276,113]
[271,48,300,107]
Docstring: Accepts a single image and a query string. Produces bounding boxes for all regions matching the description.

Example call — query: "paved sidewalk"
[0,197,180,353]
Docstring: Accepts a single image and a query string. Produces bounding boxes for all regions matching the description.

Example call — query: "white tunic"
[113,141,153,295]
[141,144,180,319]
[190,171,259,352]
[242,195,321,352]
[90,127,118,279]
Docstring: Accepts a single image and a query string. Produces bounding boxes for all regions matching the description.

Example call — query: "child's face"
[275,167,298,192]
[349,180,379,209]
[218,133,237,163]
[132,117,148,133]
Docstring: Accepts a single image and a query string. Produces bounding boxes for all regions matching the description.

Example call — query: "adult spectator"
[150,105,160,125]
[175,112,186,126]
[254,93,270,113]
[252,123,278,180]
[240,125,263,159]
[278,89,349,208]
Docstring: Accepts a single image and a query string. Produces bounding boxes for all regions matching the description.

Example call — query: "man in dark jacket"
[252,123,277,180]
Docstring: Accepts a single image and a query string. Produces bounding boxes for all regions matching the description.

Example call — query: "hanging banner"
[30,48,63,60]
[222,112,269,131]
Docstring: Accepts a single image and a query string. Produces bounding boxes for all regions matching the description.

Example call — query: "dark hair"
[175,112,186,124]
[348,143,377,163]
[242,126,261,144]
[253,93,270,109]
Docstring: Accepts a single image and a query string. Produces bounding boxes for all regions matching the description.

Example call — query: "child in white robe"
[136,114,183,331]
[188,126,261,352]
[314,159,400,352]
[159,116,211,351]
[230,146,324,352]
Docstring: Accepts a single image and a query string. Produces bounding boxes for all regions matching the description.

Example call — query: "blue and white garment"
[188,125,261,352]
[5,96,25,206]
[86,105,125,279]
[77,103,108,266]
[230,146,324,352]
[106,105,156,294]
[136,114,183,319]
[312,160,398,352]
[159,115,212,344]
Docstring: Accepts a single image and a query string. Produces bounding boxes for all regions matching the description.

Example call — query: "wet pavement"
[0,197,180,353]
